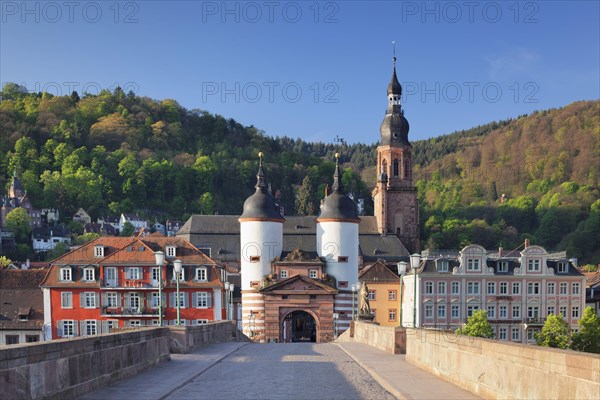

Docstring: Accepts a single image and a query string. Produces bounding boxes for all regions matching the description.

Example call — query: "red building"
[41,235,227,339]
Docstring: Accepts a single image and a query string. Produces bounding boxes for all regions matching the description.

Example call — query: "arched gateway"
[282,310,317,342]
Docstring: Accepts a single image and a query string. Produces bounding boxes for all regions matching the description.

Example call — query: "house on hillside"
[84,223,117,237]
[41,209,60,225]
[40,236,227,339]
[73,208,92,224]
[31,226,71,253]
[97,216,120,234]
[0,172,42,228]
[166,220,184,237]
[120,213,148,231]
[0,269,48,345]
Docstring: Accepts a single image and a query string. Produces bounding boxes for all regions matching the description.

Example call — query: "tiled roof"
[0,270,46,330]
[359,260,400,282]
[50,236,137,265]
[583,271,600,287]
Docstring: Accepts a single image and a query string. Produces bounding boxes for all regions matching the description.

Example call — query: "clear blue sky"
[1,1,598,144]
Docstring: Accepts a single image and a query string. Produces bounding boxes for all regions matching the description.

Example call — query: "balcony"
[100,306,162,317]
[524,317,545,326]
[101,280,163,290]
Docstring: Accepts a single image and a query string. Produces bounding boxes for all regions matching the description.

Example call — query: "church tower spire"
[372,46,419,253]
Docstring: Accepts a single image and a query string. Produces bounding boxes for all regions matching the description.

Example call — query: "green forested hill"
[0,83,598,263]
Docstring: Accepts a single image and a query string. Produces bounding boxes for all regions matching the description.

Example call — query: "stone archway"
[281,310,317,343]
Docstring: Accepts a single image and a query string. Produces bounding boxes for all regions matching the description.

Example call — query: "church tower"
[372,54,420,253]
[239,153,285,342]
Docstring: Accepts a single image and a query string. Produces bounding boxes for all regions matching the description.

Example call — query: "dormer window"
[83,267,95,282]
[557,262,568,273]
[172,268,184,281]
[195,267,207,282]
[94,245,104,258]
[497,261,508,273]
[466,258,480,271]
[166,246,176,258]
[60,267,72,282]
[527,259,540,272]
[437,260,449,272]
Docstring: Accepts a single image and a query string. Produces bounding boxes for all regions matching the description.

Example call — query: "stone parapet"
[168,321,248,353]
[0,327,170,400]
[405,328,600,399]
[339,320,406,354]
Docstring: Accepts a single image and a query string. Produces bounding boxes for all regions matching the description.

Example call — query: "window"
[172,292,187,308]
[195,267,207,281]
[166,246,176,258]
[511,328,520,341]
[512,306,520,319]
[451,305,459,318]
[528,282,540,295]
[25,335,39,343]
[547,306,555,316]
[60,320,75,337]
[512,282,520,295]
[196,319,208,325]
[467,282,480,295]
[106,292,118,308]
[451,282,459,294]
[547,282,555,295]
[467,305,480,317]
[61,292,73,308]
[557,262,568,273]
[94,245,104,258]
[528,306,540,319]
[127,320,142,327]
[280,270,288,279]
[425,305,433,318]
[437,305,446,318]
[85,320,97,336]
[250,256,260,262]
[527,259,540,272]
[150,292,160,308]
[198,247,211,257]
[437,260,449,272]
[60,267,72,282]
[393,159,399,176]
[437,282,446,295]
[309,270,318,279]
[6,335,19,345]
[487,282,495,295]
[467,258,480,271]
[425,282,433,294]
[559,306,568,318]
[499,305,508,318]
[572,283,580,295]
[126,267,141,280]
[572,306,579,319]
[368,290,376,301]
[499,282,508,294]
[559,283,568,295]
[83,268,95,282]
[388,290,397,301]
[487,305,495,319]
[338,281,348,288]
[194,292,209,308]
[82,292,97,308]
[499,328,507,340]
[128,293,140,309]
[497,261,508,272]
[338,256,349,262]
[388,309,397,322]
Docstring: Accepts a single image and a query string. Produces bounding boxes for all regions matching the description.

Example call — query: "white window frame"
[572,283,580,295]
[166,246,176,258]
[85,320,97,336]
[126,267,141,280]
[487,282,495,295]
[467,258,480,271]
[61,292,73,309]
[368,290,376,301]
[511,328,520,341]
[106,292,118,308]
[559,282,568,295]
[280,270,288,279]
[559,306,568,318]
[309,270,318,279]
[499,282,508,294]
[195,292,209,308]
[499,305,508,319]
[425,282,433,294]
[83,267,95,282]
[497,261,508,272]
[173,268,185,282]
[437,260,449,272]
[557,262,568,273]
[94,245,104,258]
[388,290,397,301]
[437,305,446,318]
[499,327,507,340]
[547,306,555,316]
[572,306,579,319]
[61,320,75,337]
[467,282,480,295]
[82,292,97,308]
[60,267,72,282]
[451,305,459,318]
[425,304,433,318]
[437,282,446,295]
[451,282,459,294]
[467,305,480,317]
[512,282,520,295]
[512,305,520,319]
[547,282,555,295]
[528,306,540,319]
[195,267,207,282]
[487,305,495,319]
[527,259,540,272]
[196,319,208,325]
[528,282,540,295]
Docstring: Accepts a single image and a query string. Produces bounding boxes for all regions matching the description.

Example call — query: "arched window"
[404,160,411,180]
[393,159,399,176]
[382,159,388,176]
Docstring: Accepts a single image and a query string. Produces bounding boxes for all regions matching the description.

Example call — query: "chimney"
[498,247,503,257]
[524,239,530,248]
[23,259,30,270]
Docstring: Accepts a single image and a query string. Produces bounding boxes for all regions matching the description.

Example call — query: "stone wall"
[0,327,170,400]
[168,321,248,353]
[405,328,600,400]
[339,321,406,354]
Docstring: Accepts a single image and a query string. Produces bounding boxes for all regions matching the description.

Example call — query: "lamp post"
[333,312,339,338]
[410,253,421,328]
[351,284,357,320]
[397,261,408,327]
[522,323,528,344]
[229,283,234,322]
[173,259,182,325]
[224,282,230,320]
[154,251,165,326]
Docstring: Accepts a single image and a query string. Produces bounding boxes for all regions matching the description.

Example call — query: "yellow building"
[359,261,402,327]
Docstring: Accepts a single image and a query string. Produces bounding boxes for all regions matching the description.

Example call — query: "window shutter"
[207,292,212,308]
[169,293,175,307]
[117,294,122,307]
[95,320,100,334]
[94,293,99,308]
[192,292,198,308]
[79,293,84,308]
[191,319,197,326]
[146,293,153,304]
[124,267,130,279]
[101,320,109,333]
[80,321,86,336]
[57,320,63,337]
[183,293,188,308]
[73,321,79,336]
[101,293,107,307]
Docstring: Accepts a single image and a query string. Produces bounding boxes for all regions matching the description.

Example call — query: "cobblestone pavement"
[167,343,396,400]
